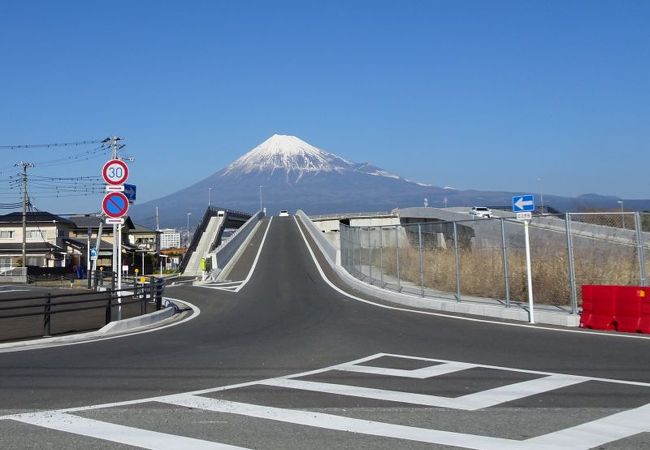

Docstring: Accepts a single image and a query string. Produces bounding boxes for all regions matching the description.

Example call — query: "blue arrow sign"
[124,184,136,203]
[512,194,535,212]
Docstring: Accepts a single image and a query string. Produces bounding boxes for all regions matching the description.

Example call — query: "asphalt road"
[0,216,649,449]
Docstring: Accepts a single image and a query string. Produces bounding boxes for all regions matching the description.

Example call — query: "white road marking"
[231,217,272,293]
[194,217,273,294]
[157,395,520,450]
[335,361,476,379]
[201,282,242,292]
[0,285,30,293]
[525,402,650,449]
[293,216,650,340]
[4,352,650,449]
[12,412,249,450]
[260,373,585,411]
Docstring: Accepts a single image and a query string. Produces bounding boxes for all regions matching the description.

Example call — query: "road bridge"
[0,215,649,449]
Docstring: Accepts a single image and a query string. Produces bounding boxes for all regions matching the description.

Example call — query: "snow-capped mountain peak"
[224,134,351,180]
[223,134,420,186]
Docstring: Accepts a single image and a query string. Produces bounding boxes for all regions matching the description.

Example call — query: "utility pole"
[16,162,33,267]
[155,206,160,231]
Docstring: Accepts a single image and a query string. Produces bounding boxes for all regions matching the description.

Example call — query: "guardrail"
[0,271,165,341]
[308,211,395,221]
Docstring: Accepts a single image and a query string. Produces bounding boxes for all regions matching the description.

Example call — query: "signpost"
[101,156,130,320]
[512,194,536,324]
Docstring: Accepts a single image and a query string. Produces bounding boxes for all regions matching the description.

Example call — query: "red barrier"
[580,285,617,330]
[581,285,650,333]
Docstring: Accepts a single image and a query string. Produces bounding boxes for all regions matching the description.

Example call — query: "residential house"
[65,214,136,271]
[0,212,72,268]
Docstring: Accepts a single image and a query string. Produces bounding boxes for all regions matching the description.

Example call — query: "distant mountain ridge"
[129,135,648,228]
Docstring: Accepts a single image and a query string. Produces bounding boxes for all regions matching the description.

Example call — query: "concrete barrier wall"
[296,210,338,265]
[214,211,264,270]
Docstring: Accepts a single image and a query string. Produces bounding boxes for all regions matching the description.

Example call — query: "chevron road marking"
[201,281,244,292]
[4,353,650,449]
[259,372,586,411]
[195,217,273,294]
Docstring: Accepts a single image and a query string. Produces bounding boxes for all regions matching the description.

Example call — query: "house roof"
[131,223,159,234]
[63,237,138,253]
[0,242,64,254]
[67,214,134,230]
[0,211,73,226]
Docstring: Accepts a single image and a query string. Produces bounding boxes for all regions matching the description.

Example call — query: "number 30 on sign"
[102,159,129,185]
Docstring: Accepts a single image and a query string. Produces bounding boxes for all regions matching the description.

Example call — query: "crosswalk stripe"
[158,395,519,450]
[12,412,250,450]
[335,361,476,379]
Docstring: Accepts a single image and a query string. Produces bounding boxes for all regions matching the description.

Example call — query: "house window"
[27,230,45,240]
[0,230,15,239]
[1,230,14,239]
[26,256,43,266]
[0,257,11,268]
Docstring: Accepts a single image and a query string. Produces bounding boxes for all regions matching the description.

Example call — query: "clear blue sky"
[1,0,648,213]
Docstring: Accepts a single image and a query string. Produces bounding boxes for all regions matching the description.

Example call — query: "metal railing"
[0,271,165,341]
[340,212,649,314]
[0,267,27,283]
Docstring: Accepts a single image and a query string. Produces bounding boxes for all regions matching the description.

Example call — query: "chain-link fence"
[340,212,649,313]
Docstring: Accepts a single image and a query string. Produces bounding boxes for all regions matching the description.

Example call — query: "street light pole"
[186,212,192,246]
[208,188,212,207]
[537,177,544,213]
[618,200,625,228]
[259,185,263,212]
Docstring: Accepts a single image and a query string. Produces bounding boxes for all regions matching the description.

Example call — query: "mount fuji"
[129,135,642,228]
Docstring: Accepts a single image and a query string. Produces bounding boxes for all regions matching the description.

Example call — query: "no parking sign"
[102,192,129,219]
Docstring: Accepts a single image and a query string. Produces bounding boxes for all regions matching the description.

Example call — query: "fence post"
[500,218,511,308]
[87,269,92,290]
[565,213,578,314]
[350,227,355,274]
[453,221,461,302]
[155,278,163,310]
[635,212,648,286]
[43,292,52,337]
[379,226,384,286]
[105,288,112,324]
[418,224,424,297]
[368,228,373,283]
[395,225,401,292]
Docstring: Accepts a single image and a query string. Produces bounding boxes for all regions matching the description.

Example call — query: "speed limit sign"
[102,159,129,185]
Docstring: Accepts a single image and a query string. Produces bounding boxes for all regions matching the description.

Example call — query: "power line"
[0,138,108,150]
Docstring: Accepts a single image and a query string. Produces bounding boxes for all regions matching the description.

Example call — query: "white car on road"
[469,206,492,218]
[279,210,289,217]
